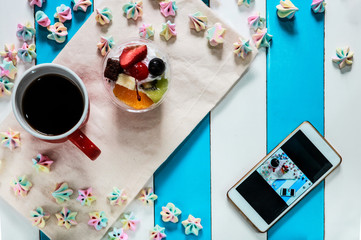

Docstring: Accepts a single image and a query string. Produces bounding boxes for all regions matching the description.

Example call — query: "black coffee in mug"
[21,74,84,136]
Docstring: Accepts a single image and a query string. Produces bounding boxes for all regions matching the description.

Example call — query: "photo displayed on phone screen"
[256,149,312,206]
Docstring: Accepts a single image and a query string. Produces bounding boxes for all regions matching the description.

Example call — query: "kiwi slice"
[140,77,168,103]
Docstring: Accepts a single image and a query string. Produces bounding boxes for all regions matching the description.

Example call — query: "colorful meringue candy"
[95,7,113,25]
[311,0,326,13]
[276,0,298,19]
[108,227,128,240]
[28,0,45,8]
[189,11,208,32]
[30,207,50,228]
[108,187,127,206]
[160,202,182,223]
[16,22,36,42]
[206,23,226,47]
[97,36,115,56]
[123,0,143,20]
[332,46,354,69]
[248,12,265,31]
[139,23,155,39]
[35,11,51,27]
[159,0,177,18]
[88,211,108,231]
[56,207,78,229]
[54,4,72,23]
[0,44,18,65]
[252,28,272,49]
[77,187,96,206]
[18,43,37,63]
[0,77,14,97]
[234,38,253,59]
[120,212,140,231]
[160,20,176,41]
[150,225,166,240]
[0,128,20,150]
[139,187,158,205]
[182,215,203,236]
[52,182,73,204]
[0,60,17,80]
[47,22,68,43]
[238,0,253,7]
[32,153,54,173]
[72,0,92,12]
[11,175,32,197]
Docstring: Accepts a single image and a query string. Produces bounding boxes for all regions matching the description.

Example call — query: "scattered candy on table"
[189,11,208,32]
[72,0,92,12]
[32,153,54,173]
[16,22,35,42]
[252,28,272,49]
[206,22,226,47]
[122,0,143,20]
[108,227,128,240]
[332,46,354,69]
[54,4,73,23]
[159,0,177,18]
[52,182,73,204]
[160,202,182,223]
[18,42,37,63]
[0,60,17,80]
[108,187,127,206]
[311,0,326,13]
[28,0,45,8]
[95,7,113,25]
[0,128,20,150]
[150,225,166,240]
[160,20,176,41]
[248,12,265,31]
[120,212,140,231]
[0,77,14,97]
[88,211,108,231]
[97,36,115,56]
[0,44,18,65]
[77,187,96,206]
[276,0,298,19]
[55,207,78,229]
[139,23,155,39]
[238,0,252,7]
[181,214,203,236]
[234,38,253,59]
[10,175,32,197]
[30,207,50,228]
[47,22,68,43]
[35,11,51,28]
[138,187,158,205]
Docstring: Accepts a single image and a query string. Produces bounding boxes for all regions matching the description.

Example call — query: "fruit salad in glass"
[102,39,170,112]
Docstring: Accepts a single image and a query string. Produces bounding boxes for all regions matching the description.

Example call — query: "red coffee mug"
[12,63,101,160]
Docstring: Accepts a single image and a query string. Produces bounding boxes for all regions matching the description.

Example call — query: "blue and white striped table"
[0,0,360,239]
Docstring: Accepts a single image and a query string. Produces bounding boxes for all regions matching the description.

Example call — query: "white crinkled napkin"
[0,0,257,239]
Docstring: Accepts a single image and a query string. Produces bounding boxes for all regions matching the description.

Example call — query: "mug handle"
[69,129,101,160]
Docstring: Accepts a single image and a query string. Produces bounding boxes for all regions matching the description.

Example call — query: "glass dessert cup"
[102,39,171,113]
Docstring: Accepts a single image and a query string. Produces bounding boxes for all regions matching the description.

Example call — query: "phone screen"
[236,130,333,224]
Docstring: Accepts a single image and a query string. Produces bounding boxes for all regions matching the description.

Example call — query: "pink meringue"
[54,4,72,23]
[206,23,226,47]
[35,11,51,27]
[159,0,178,17]
[28,0,45,8]
[0,44,18,65]
[160,21,176,41]
[72,0,92,12]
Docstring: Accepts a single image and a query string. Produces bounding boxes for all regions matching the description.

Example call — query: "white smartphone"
[227,121,341,232]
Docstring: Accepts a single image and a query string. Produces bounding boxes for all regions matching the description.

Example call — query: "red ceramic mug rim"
[12,63,89,141]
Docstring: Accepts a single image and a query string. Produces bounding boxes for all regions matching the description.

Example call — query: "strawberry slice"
[119,45,147,69]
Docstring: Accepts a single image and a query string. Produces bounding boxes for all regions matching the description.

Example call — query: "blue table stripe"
[266,0,324,239]
[154,114,211,240]
[35,1,93,239]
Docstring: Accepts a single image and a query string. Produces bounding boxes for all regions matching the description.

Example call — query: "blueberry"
[148,58,165,77]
